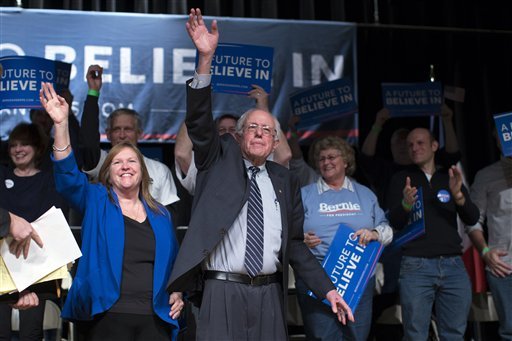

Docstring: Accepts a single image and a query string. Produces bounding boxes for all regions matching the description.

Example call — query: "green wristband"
[481,247,490,257]
[371,124,382,133]
[87,89,100,97]
[290,131,298,139]
[401,199,413,211]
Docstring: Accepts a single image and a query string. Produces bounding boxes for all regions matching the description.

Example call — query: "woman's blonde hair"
[312,136,356,176]
[98,142,161,213]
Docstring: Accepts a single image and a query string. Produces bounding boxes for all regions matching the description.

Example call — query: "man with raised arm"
[80,65,179,209]
[166,9,353,340]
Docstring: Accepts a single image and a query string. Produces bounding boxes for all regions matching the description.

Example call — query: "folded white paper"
[0,206,82,291]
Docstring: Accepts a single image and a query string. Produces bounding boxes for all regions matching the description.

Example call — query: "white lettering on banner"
[213,55,253,66]
[385,96,442,106]
[319,202,361,214]
[153,48,164,84]
[293,53,345,87]
[45,45,78,80]
[292,84,354,115]
[386,89,442,97]
[0,79,38,91]
[0,43,25,56]
[292,53,304,88]
[120,47,145,84]
[101,102,134,118]
[1,68,36,78]
[255,69,270,80]
[311,54,344,86]
[406,199,423,225]
[84,45,113,83]
[0,67,57,92]
[1,43,347,97]
[0,108,28,116]
[212,65,253,78]
[173,48,196,85]
[384,88,443,106]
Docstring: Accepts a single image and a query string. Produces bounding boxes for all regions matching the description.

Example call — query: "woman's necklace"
[124,200,143,222]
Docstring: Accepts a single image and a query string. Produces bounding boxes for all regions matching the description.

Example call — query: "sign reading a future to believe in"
[494,112,512,157]
[0,56,71,109]
[308,224,383,313]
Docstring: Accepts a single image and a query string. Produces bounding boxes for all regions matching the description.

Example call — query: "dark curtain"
[4,0,512,180]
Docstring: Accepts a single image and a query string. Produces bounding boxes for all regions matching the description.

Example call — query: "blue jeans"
[295,276,375,341]
[399,256,471,341]
[486,272,512,340]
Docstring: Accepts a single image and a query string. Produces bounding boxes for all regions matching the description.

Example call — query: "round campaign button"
[4,179,14,189]
[437,189,451,203]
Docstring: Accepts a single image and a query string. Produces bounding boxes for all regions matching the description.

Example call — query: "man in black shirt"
[386,127,479,340]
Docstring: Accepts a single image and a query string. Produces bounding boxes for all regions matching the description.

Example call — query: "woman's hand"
[248,84,269,111]
[304,231,321,249]
[354,229,379,246]
[39,82,69,125]
[12,291,39,310]
[169,292,184,320]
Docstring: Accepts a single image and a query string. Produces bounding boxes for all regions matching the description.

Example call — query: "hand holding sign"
[248,84,269,111]
[440,103,453,122]
[402,176,418,211]
[353,229,379,246]
[374,108,390,127]
[388,187,425,250]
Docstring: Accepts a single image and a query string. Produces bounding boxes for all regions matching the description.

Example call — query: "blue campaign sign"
[290,78,357,129]
[381,82,443,117]
[494,112,512,157]
[0,9,356,142]
[388,187,425,250]
[0,55,71,109]
[209,43,273,94]
[308,224,383,313]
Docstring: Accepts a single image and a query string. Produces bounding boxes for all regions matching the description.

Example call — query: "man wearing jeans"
[466,147,512,340]
[386,128,479,340]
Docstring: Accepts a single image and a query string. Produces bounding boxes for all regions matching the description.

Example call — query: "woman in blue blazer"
[41,82,183,340]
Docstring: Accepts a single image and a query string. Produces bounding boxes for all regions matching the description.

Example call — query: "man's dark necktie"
[245,166,264,277]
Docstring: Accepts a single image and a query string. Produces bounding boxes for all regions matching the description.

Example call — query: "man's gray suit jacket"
[166,82,335,310]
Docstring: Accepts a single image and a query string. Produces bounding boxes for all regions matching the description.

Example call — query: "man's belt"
[204,270,280,286]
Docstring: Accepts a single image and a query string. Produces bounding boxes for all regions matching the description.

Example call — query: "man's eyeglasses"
[318,154,342,163]
[244,123,275,137]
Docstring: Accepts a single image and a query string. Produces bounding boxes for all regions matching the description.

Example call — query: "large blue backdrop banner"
[0,8,357,143]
